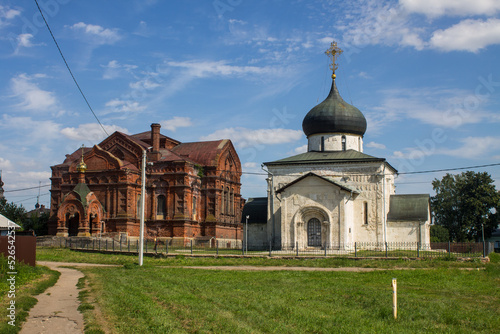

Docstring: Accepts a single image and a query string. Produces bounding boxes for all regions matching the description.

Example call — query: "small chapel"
[257,42,431,250]
[48,123,243,246]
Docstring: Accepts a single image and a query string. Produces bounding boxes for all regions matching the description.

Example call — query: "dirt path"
[20,261,120,334]
[20,262,84,334]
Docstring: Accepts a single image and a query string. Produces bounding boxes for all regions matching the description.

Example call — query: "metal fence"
[40,237,495,258]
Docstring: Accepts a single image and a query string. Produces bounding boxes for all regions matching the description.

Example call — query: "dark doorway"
[67,213,79,236]
[307,218,321,247]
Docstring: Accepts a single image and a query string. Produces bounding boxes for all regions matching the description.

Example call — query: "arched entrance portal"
[67,212,80,236]
[307,218,322,247]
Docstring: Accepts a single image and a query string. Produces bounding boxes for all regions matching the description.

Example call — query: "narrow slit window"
[364,202,368,225]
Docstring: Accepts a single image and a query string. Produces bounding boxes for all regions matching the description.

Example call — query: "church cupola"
[302,42,367,152]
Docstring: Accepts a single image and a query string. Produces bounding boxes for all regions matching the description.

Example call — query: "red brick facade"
[48,123,243,245]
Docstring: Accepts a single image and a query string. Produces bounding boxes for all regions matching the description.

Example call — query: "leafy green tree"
[24,212,50,235]
[0,197,27,226]
[430,225,449,242]
[431,171,499,242]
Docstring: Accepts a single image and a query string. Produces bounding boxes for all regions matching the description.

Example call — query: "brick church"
[48,123,243,245]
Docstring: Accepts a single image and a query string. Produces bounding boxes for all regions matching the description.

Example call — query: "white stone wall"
[387,221,430,244]
[267,161,397,249]
[308,133,363,152]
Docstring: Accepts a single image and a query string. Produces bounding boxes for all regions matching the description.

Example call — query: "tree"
[24,212,50,236]
[431,171,499,242]
[0,197,27,226]
[430,225,449,243]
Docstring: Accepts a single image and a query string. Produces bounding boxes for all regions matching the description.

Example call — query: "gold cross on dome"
[325,41,343,78]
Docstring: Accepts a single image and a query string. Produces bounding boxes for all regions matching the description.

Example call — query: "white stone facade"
[308,133,363,152]
[266,161,401,249]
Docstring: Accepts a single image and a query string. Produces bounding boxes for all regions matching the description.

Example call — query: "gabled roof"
[171,140,228,166]
[276,172,360,194]
[387,194,430,221]
[130,130,181,148]
[264,149,397,173]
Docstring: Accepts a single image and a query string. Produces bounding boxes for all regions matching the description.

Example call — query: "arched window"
[225,187,229,215]
[230,190,234,215]
[192,196,197,220]
[320,136,325,152]
[342,136,346,151]
[157,195,166,219]
[136,195,141,219]
[221,188,225,214]
[307,218,322,247]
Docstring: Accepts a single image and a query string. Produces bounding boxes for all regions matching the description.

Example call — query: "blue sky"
[1,0,499,210]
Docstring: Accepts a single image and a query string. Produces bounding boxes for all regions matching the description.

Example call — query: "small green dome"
[302,80,367,137]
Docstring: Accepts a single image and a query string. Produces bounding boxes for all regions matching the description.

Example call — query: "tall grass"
[0,255,60,334]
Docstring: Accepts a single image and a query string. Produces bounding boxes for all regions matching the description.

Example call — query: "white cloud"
[0,158,13,170]
[367,87,495,133]
[69,22,122,45]
[200,127,303,149]
[167,60,279,78]
[392,136,500,161]
[60,123,128,142]
[430,18,500,52]
[366,142,386,149]
[243,162,257,168]
[0,5,21,28]
[129,77,161,90]
[339,1,425,51]
[441,136,500,158]
[104,99,146,114]
[17,34,34,48]
[10,73,57,111]
[0,115,61,142]
[101,60,137,79]
[160,117,193,132]
[291,144,308,155]
[400,0,500,17]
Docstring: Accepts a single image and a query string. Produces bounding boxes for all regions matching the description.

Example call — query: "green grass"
[35,248,500,333]
[0,255,60,334]
[78,263,500,333]
[37,247,488,269]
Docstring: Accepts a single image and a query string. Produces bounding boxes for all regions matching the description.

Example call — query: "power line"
[13,193,49,205]
[398,162,500,175]
[33,0,109,137]
[4,184,51,193]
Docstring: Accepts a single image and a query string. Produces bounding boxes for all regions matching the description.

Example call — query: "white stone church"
[255,64,431,250]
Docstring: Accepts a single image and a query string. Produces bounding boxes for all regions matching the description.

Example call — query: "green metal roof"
[265,149,386,165]
[387,194,430,221]
[73,183,92,207]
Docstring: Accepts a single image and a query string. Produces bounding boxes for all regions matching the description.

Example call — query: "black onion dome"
[302,80,367,137]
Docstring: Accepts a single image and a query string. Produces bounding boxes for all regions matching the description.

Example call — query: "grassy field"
[35,248,500,333]
[0,255,60,334]
[36,247,487,269]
